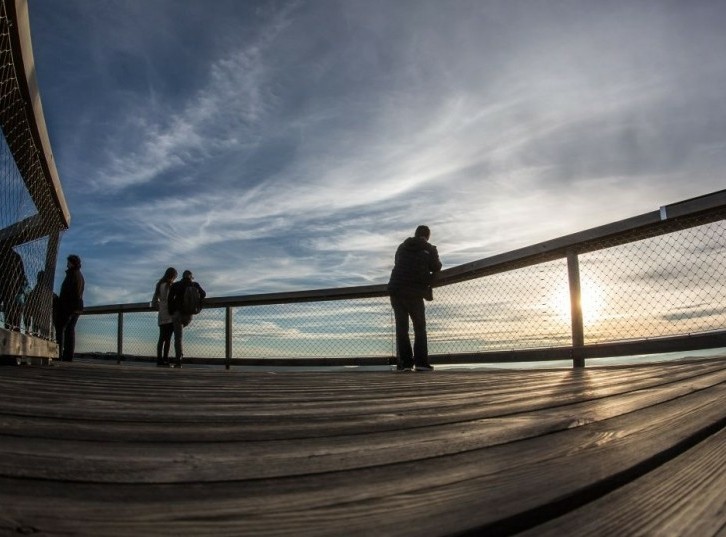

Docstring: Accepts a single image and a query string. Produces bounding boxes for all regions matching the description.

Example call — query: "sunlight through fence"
[77,190,726,368]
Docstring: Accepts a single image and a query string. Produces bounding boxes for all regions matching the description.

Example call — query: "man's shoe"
[415,364,434,372]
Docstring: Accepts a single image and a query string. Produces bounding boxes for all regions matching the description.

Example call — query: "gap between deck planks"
[0,357,724,536]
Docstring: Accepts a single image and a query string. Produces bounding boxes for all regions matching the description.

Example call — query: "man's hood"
[401,237,430,251]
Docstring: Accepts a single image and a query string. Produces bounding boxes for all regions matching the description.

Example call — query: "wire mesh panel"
[431,259,572,354]
[76,298,395,361]
[179,308,228,359]
[0,0,66,342]
[233,298,394,359]
[75,314,117,356]
[75,204,726,366]
[579,219,726,344]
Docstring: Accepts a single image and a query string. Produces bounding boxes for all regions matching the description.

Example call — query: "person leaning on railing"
[151,267,178,367]
[387,225,442,372]
[57,254,85,362]
[167,270,206,368]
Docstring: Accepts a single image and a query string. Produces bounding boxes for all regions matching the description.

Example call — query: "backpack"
[181,284,203,315]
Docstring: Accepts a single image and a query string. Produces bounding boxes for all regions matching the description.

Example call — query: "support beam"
[567,251,585,368]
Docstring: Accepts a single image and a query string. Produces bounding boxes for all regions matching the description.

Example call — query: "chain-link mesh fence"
[75,212,726,364]
[232,298,396,359]
[78,298,398,361]
[578,218,726,343]
[430,260,572,354]
[1,0,67,341]
[3,0,723,365]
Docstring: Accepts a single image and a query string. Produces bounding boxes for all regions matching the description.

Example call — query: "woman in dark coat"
[152,267,177,367]
[58,254,85,362]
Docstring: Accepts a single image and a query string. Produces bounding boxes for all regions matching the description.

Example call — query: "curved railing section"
[0,0,69,362]
[79,189,726,368]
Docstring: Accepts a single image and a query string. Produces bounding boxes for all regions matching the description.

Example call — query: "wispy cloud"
[28,0,726,305]
[90,4,298,192]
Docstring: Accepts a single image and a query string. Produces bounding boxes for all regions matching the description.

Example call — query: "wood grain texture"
[0,358,724,536]
[519,428,726,537]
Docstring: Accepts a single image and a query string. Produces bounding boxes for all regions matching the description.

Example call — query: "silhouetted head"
[414,225,431,240]
[162,267,178,282]
[182,270,193,280]
[67,255,81,269]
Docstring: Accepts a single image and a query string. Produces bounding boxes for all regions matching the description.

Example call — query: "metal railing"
[79,189,726,368]
[0,0,68,362]
[3,0,723,368]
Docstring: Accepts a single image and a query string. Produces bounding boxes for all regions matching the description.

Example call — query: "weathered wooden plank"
[2,359,723,398]
[0,360,724,536]
[0,362,722,444]
[0,384,722,536]
[0,369,724,484]
[518,427,726,537]
[0,328,57,361]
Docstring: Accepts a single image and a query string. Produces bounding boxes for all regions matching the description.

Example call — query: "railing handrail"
[4,0,70,230]
[439,188,726,284]
[83,284,390,314]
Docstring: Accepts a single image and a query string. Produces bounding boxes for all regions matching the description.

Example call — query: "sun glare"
[550,279,606,326]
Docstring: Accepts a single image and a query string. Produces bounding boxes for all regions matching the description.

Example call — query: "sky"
[26,0,726,307]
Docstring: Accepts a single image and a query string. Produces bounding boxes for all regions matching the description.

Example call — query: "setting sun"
[550,278,607,326]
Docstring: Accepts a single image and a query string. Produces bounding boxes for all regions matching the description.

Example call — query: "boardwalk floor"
[0,358,725,536]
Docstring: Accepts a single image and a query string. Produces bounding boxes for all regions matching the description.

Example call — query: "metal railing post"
[225,306,232,370]
[117,312,123,364]
[567,251,585,368]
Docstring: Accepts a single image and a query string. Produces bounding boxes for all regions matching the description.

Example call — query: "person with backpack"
[151,267,177,367]
[167,270,206,368]
[387,225,442,372]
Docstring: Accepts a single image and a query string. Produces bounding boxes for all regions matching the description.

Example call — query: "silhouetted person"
[57,255,85,362]
[26,270,53,338]
[152,267,177,367]
[0,241,28,331]
[167,270,206,368]
[387,225,442,371]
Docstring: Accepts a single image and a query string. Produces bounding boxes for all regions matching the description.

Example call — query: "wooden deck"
[0,357,724,536]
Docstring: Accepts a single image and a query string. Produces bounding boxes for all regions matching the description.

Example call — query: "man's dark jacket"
[58,267,84,318]
[387,237,442,299]
[168,278,206,315]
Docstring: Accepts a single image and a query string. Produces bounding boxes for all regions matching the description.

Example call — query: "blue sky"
[27,0,726,306]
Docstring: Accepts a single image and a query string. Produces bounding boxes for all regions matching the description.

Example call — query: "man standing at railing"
[388,225,442,372]
[167,270,206,368]
[57,255,85,362]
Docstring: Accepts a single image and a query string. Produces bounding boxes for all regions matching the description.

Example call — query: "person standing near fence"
[57,254,85,362]
[387,225,442,372]
[151,267,177,367]
[167,270,206,368]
